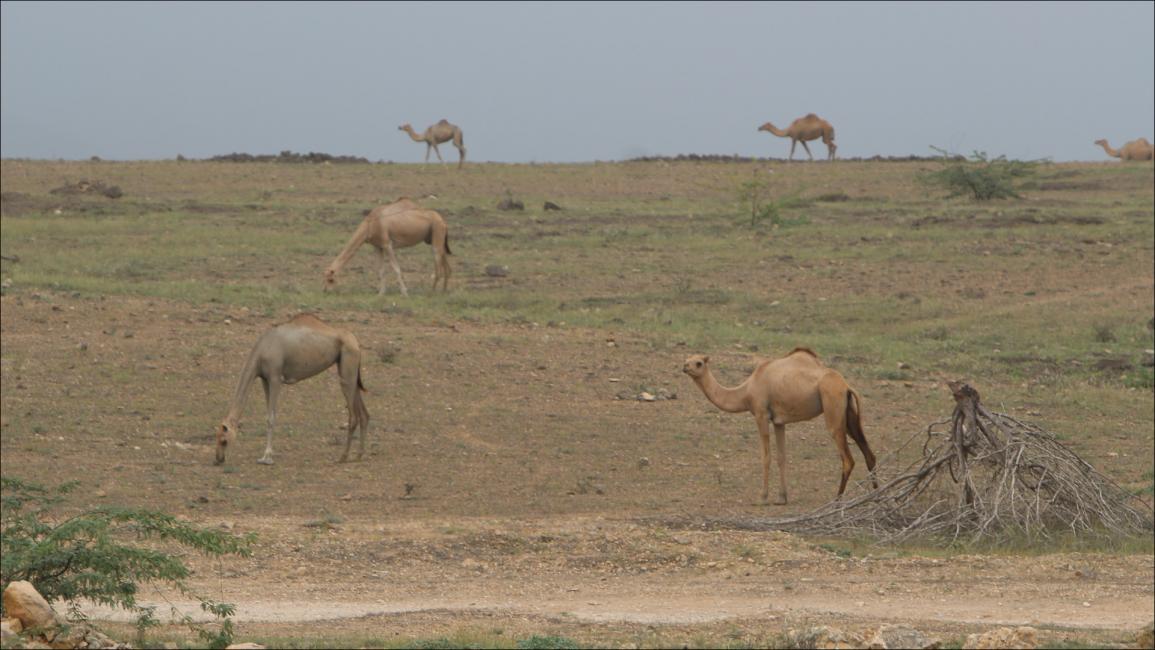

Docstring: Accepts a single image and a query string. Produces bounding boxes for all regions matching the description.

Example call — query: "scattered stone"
[637,457,650,468]
[2,580,59,629]
[485,265,509,278]
[897,362,912,370]
[225,644,268,650]
[496,197,524,211]
[543,201,563,211]
[638,392,656,402]
[962,626,1038,649]
[864,624,940,649]
[1,617,23,639]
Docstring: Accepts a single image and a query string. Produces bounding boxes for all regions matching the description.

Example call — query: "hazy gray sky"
[2,1,1153,162]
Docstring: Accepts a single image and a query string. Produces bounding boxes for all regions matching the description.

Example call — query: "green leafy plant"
[735,171,809,228]
[1,477,254,648]
[919,147,1040,201]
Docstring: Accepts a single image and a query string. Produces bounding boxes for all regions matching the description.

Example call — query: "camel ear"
[702,356,710,364]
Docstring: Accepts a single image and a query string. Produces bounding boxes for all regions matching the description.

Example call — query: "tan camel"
[399,119,467,168]
[1094,138,1154,161]
[323,197,452,296]
[758,113,837,161]
[216,314,370,465]
[683,348,877,504]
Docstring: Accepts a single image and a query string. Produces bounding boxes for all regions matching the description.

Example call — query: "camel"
[758,113,837,161]
[399,119,467,168]
[215,314,370,465]
[1094,138,1154,162]
[682,348,878,504]
[323,197,452,296]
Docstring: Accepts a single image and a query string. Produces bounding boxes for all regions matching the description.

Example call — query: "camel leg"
[385,241,409,297]
[424,143,432,164]
[336,355,364,462]
[754,409,779,504]
[774,423,788,505]
[431,143,445,166]
[789,140,797,161]
[431,246,442,291]
[258,376,281,465]
[800,140,814,161]
[375,248,388,295]
[820,385,855,498]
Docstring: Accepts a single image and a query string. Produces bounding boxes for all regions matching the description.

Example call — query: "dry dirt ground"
[1,159,1153,647]
[2,293,1152,647]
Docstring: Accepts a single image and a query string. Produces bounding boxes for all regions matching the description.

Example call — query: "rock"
[1141,349,1154,368]
[484,265,509,278]
[638,392,656,402]
[788,626,860,649]
[2,581,59,629]
[543,201,563,211]
[226,644,267,650]
[962,626,1038,649]
[2,617,23,639]
[864,624,940,649]
[1136,621,1153,649]
[496,197,524,211]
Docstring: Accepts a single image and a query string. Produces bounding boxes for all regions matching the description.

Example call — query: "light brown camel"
[323,197,452,296]
[683,348,877,504]
[1094,138,1154,161]
[216,314,369,465]
[399,119,467,168]
[758,113,837,161]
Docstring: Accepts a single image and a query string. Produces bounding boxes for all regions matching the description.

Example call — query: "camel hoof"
[256,457,274,465]
[774,498,788,505]
[338,455,349,463]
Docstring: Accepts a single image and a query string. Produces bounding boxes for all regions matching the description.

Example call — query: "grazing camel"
[682,348,878,504]
[216,314,370,465]
[758,113,837,161]
[323,197,452,296]
[1094,138,1154,162]
[399,119,467,168]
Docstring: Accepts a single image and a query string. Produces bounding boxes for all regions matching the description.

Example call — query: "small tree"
[919,147,1040,201]
[735,169,808,229]
[1,477,254,648]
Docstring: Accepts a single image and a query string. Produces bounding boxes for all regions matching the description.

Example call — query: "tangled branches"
[740,382,1153,544]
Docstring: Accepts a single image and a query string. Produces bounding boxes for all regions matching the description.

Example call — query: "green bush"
[1,477,254,648]
[919,147,1040,201]
[516,635,582,649]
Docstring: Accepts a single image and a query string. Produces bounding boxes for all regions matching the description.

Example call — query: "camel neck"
[1097,142,1120,158]
[403,127,425,143]
[329,219,372,271]
[695,371,749,413]
[763,124,787,138]
[225,348,261,422]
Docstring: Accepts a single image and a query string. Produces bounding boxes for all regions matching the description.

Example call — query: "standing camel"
[758,113,837,161]
[216,314,370,465]
[1094,138,1154,161]
[323,197,452,296]
[683,348,878,504]
[399,119,467,168]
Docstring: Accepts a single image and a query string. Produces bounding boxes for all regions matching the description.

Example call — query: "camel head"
[757,123,774,133]
[1093,139,1108,147]
[215,419,237,465]
[682,354,710,379]
[397,123,411,132]
[322,265,339,292]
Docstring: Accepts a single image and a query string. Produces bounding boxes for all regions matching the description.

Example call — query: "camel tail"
[444,230,452,255]
[357,366,367,393]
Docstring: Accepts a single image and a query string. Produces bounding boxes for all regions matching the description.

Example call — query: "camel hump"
[438,118,450,125]
[804,113,819,119]
[789,346,819,359]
